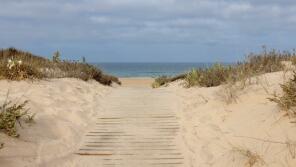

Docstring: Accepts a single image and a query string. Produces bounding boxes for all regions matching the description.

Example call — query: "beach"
[2,0,296,166]
[1,73,296,166]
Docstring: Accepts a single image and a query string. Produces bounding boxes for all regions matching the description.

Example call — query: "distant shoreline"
[96,62,232,78]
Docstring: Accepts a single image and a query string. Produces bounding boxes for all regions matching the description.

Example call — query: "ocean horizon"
[95,62,232,78]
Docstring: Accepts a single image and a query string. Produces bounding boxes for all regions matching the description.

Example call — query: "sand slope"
[1,72,296,167]
[167,71,296,167]
[0,78,110,166]
[47,87,188,167]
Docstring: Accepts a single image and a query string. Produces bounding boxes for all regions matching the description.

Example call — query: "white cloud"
[1,0,296,61]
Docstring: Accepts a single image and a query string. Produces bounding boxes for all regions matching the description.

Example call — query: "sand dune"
[1,72,296,167]
[166,71,296,167]
[0,78,110,166]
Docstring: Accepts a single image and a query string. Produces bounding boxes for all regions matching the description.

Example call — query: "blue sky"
[1,0,296,62]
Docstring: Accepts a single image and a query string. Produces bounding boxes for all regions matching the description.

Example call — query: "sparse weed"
[0,98,34,137]
[269,71,296,117]
[25,113,36,124]
[232,146,265,167]
[152,74,186,88]
[219,82,239,104]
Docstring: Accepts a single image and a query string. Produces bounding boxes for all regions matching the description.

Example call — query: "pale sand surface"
[1,73,296,166]
[166,71,296,167]
[0,78,111,167]
[119,77,154,87]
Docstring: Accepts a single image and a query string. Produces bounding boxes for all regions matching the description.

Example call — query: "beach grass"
[269,71,296,117]
[153,49,295,88]
[0,48,121,85]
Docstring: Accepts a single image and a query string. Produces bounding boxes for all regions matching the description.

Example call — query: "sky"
[1,0,296,62]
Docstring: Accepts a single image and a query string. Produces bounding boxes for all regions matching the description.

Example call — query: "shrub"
[152,74,186,88]
[185,69,199,87]
[185,64,233,87]
[0,48,120,86]
[52,51,61,63]
[0,58,44,80]
[0,99,34,137]
[269,71,296,117]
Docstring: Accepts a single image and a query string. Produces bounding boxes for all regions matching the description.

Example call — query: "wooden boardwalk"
[76,87,185,167]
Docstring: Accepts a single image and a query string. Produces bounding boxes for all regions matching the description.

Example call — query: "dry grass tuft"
[154,48,294,89]
[269,71,296,117]
[152,74,186,88]
[232,146,265,167]
[218,82,239,104]
[0,48,120,85]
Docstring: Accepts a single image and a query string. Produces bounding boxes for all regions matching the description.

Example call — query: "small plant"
[185,69,199,87]
[269,71,296,117]
[218,82,239,104]
[52,50,61,63]
[82,56,86,63]
[232,146,265,167]
[0,98,34,137]
[152,74,186,88]
[0,57,44,80]
[25,113,36,124]
[152,76,169,88]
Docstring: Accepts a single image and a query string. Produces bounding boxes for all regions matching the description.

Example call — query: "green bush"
[185,64,233,87]
[269,72,296,117]
[0,100,34,137]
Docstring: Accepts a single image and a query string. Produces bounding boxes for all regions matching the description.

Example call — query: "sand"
[1,73,296,167]
[166,71,296,167]
[0,78,111,166]
[119,77,154,87]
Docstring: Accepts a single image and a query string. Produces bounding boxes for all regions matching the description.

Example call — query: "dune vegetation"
[0,48,120,140]
[0,96,33,137]
[0,48,121,85]
[152,49,295,88]
[269,71,296,117]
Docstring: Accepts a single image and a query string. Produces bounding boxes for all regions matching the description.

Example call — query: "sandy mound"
[167,71,296,167]
[0,78,110,167]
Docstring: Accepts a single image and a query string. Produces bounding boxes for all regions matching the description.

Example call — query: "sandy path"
[53,86,187,167]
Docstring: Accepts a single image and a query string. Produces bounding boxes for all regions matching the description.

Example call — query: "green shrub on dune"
[0,99,33,137]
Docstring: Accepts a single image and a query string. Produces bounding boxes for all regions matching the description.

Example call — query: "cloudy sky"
[1,0,296,62]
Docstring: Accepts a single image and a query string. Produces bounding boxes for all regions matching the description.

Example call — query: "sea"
[95,63,220,78]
